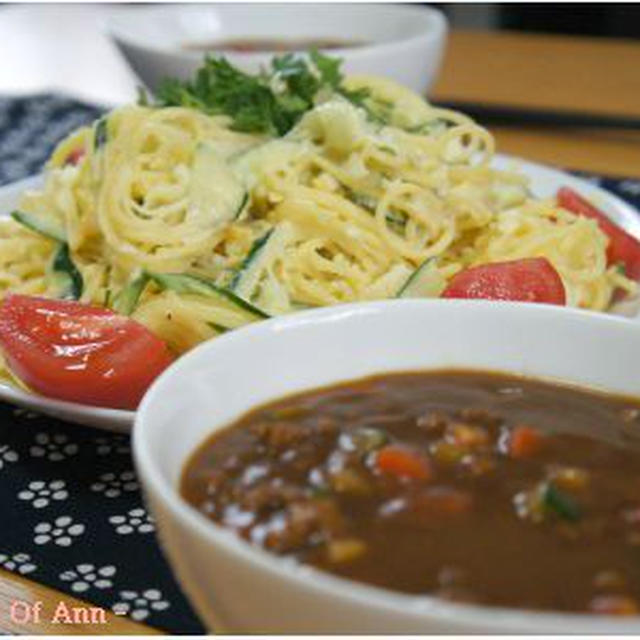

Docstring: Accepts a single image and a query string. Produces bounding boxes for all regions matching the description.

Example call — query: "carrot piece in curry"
[375,444,433,481]
[508,425,545,458]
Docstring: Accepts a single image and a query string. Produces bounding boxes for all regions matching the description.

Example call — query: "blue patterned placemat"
[0,93,639,635]
[0,94,206,634]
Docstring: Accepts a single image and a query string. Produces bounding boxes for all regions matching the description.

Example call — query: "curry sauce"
[181,370,640,615]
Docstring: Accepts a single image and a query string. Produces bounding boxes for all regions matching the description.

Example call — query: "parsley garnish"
[155,50,371,137]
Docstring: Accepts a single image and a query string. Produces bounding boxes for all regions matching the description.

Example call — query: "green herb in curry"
[543,482,582,522]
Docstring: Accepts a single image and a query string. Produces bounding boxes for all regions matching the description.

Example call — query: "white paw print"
[12,407,40,420]
[112,589,169,621]
[108,508,155,535]
[0,444,18,470]
[94,436,130,456]
[18,480,68,509]
[619,180,640,197]
[60,564,116,593]
[33,516,85,547]
[0,552,37,575]
[90,471,138,498]
[30,433,78,461]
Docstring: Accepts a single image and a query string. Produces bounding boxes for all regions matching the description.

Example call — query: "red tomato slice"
[0,295,173,410]
[442,257,566,305]
[557,186,640,280]
[65,147,85,166]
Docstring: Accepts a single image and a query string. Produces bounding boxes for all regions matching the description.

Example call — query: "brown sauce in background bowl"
[182,37,366,53]
[181,370,640,616]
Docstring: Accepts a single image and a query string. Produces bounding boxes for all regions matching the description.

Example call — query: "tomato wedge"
[0,295,173,409]
[557,186,640,280]
[65,147,85,166]
[442,257,566,305]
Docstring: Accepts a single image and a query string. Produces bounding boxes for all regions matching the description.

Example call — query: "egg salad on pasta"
[0,53,635,357]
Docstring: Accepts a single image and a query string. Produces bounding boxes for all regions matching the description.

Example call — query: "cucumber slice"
[50,243,83,300]
[147,272,269,320]
[11,210,66,243]
[231,229,274,293]
[112,272,150,315]
[231,225,293,313]
[94,117,108,150]
[397,259,446,299]
[233,192,249,221]
[365,263,413,300]
[14,211,82,299]
[231,224,292,299]
[190,143,248,226]
[206,322,230,335]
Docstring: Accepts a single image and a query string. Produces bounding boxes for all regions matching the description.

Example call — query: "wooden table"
[431,30,640,178]
[1,27,639,636]
[0,568,159,634]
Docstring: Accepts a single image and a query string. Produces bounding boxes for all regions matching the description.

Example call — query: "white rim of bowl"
[134,300,640,633]
[106,5,447,61]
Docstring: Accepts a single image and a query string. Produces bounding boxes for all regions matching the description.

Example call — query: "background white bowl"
[134,299,640,633]
[107,3,447,96]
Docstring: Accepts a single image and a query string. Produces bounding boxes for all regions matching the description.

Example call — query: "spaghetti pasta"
[0,70,634,370]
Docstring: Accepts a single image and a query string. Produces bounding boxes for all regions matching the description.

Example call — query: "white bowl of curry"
[134,299,640,632]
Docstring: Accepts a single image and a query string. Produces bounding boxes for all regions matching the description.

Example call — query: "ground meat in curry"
[181,370,640,616]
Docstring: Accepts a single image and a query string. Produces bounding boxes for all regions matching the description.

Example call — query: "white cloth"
[0,4,138,106]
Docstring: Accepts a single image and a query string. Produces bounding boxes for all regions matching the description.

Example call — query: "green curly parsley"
[154,50,370,137]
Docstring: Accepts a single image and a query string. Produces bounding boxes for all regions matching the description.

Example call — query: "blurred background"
[443,3,640,38]
[1,2,638,179]
[1,2,639,105]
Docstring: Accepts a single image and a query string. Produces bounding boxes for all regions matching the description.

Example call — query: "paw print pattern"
[60,564,116,593]
[619,179,640,197]
[18,480,68,509]
[91,471,139,498]
[12,407,40,420]
[112,589,170,621]
[30,433,78,461]
[0,552,37,575]
[0,444,18,470]
[33,516,85,547]
[108,508,155,535]
[94,435,130,456]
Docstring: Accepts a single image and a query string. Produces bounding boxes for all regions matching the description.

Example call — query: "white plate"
[1,154,639,432]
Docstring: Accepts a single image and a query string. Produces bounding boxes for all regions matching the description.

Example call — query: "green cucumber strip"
[94,117,108,149]
[147,272,269,319]
[345,191,405,229]
[11,210,66,243]
[346,190,376,213]
[190,143,247,226]
[404,120,447,135]
[397,258,446,299]
[234,192,249,220]
[112,272,151,315]
[206,322,230,334]
[385,210,407,230]
[51,243,83,300]
[231,228,275,291]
